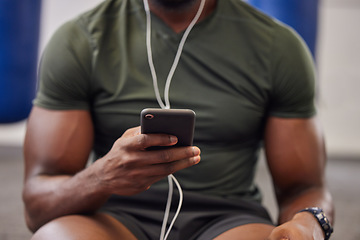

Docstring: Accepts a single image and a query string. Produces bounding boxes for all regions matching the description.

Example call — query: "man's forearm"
[23,165,111,232]
[277,186,334,225]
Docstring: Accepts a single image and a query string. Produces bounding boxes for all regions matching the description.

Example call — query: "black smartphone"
[140,108,196,148]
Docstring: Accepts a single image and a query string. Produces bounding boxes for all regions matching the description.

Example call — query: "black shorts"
[99,188,274,240]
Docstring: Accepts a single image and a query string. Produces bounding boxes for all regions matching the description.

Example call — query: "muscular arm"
[264,117,334,239]
[23,106,200,232]
[23,107,104,231]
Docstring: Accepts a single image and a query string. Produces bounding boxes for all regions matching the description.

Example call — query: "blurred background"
[0,0,359,239]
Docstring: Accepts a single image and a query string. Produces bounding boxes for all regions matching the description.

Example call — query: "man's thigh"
[31,213,137,240]
[214,223,275,240]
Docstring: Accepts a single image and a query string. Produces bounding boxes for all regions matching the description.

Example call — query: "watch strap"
[299,207,333,240]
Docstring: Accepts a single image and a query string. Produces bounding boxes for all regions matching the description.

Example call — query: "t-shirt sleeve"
[34,18,93,110]
[268,24,317,118]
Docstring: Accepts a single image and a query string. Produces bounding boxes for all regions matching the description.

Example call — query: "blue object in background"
[247,0,319,58]
[0,0,42,123]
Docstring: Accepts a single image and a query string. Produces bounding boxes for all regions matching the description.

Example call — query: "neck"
[148,0,217,33]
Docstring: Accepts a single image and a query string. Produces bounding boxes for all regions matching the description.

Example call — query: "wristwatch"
[299,207,333,240]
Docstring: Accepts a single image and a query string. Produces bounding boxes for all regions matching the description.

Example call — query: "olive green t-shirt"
[35,0,316,201]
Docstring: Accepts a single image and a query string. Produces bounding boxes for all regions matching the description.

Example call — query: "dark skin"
[264,117,334,239]
[23,107,201,232]
[23,110,333,240]
[148,0,217,33]
[23,0,334,239]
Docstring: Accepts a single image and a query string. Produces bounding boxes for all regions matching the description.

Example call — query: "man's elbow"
[22,187,45,233]
[24,209,41,233]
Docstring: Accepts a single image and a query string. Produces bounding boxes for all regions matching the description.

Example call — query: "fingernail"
[192,147,200,156]
[192,156,201,165]
[170,136,178,143]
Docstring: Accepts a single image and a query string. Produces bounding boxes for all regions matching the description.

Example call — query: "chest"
[90,21,272,154]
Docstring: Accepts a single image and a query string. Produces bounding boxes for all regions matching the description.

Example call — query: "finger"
[144,146,201,165]
[122,126,141,137]
[110,154,200,195]
[144,155,201,180]
[134,133,178,150]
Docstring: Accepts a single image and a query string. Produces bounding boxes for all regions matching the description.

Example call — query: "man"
[23,0,334,239]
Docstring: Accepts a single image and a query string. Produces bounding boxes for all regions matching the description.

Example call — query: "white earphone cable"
[160,175,184,240]
[160,175,173,240]
[164,175,183,240]
[143,0,205,239]
[143,0,206,109]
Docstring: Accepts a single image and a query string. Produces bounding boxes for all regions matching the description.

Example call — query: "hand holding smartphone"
[140,108,196,148]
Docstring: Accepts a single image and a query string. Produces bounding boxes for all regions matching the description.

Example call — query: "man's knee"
[31,214,137,240]
[31,216,73,240]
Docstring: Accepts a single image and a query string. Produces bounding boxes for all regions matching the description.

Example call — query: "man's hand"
[23,107,201,231]
[92,126,201,196]
[267,212,324,240]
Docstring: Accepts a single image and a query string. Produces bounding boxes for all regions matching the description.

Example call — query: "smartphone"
[140,108,196,148]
